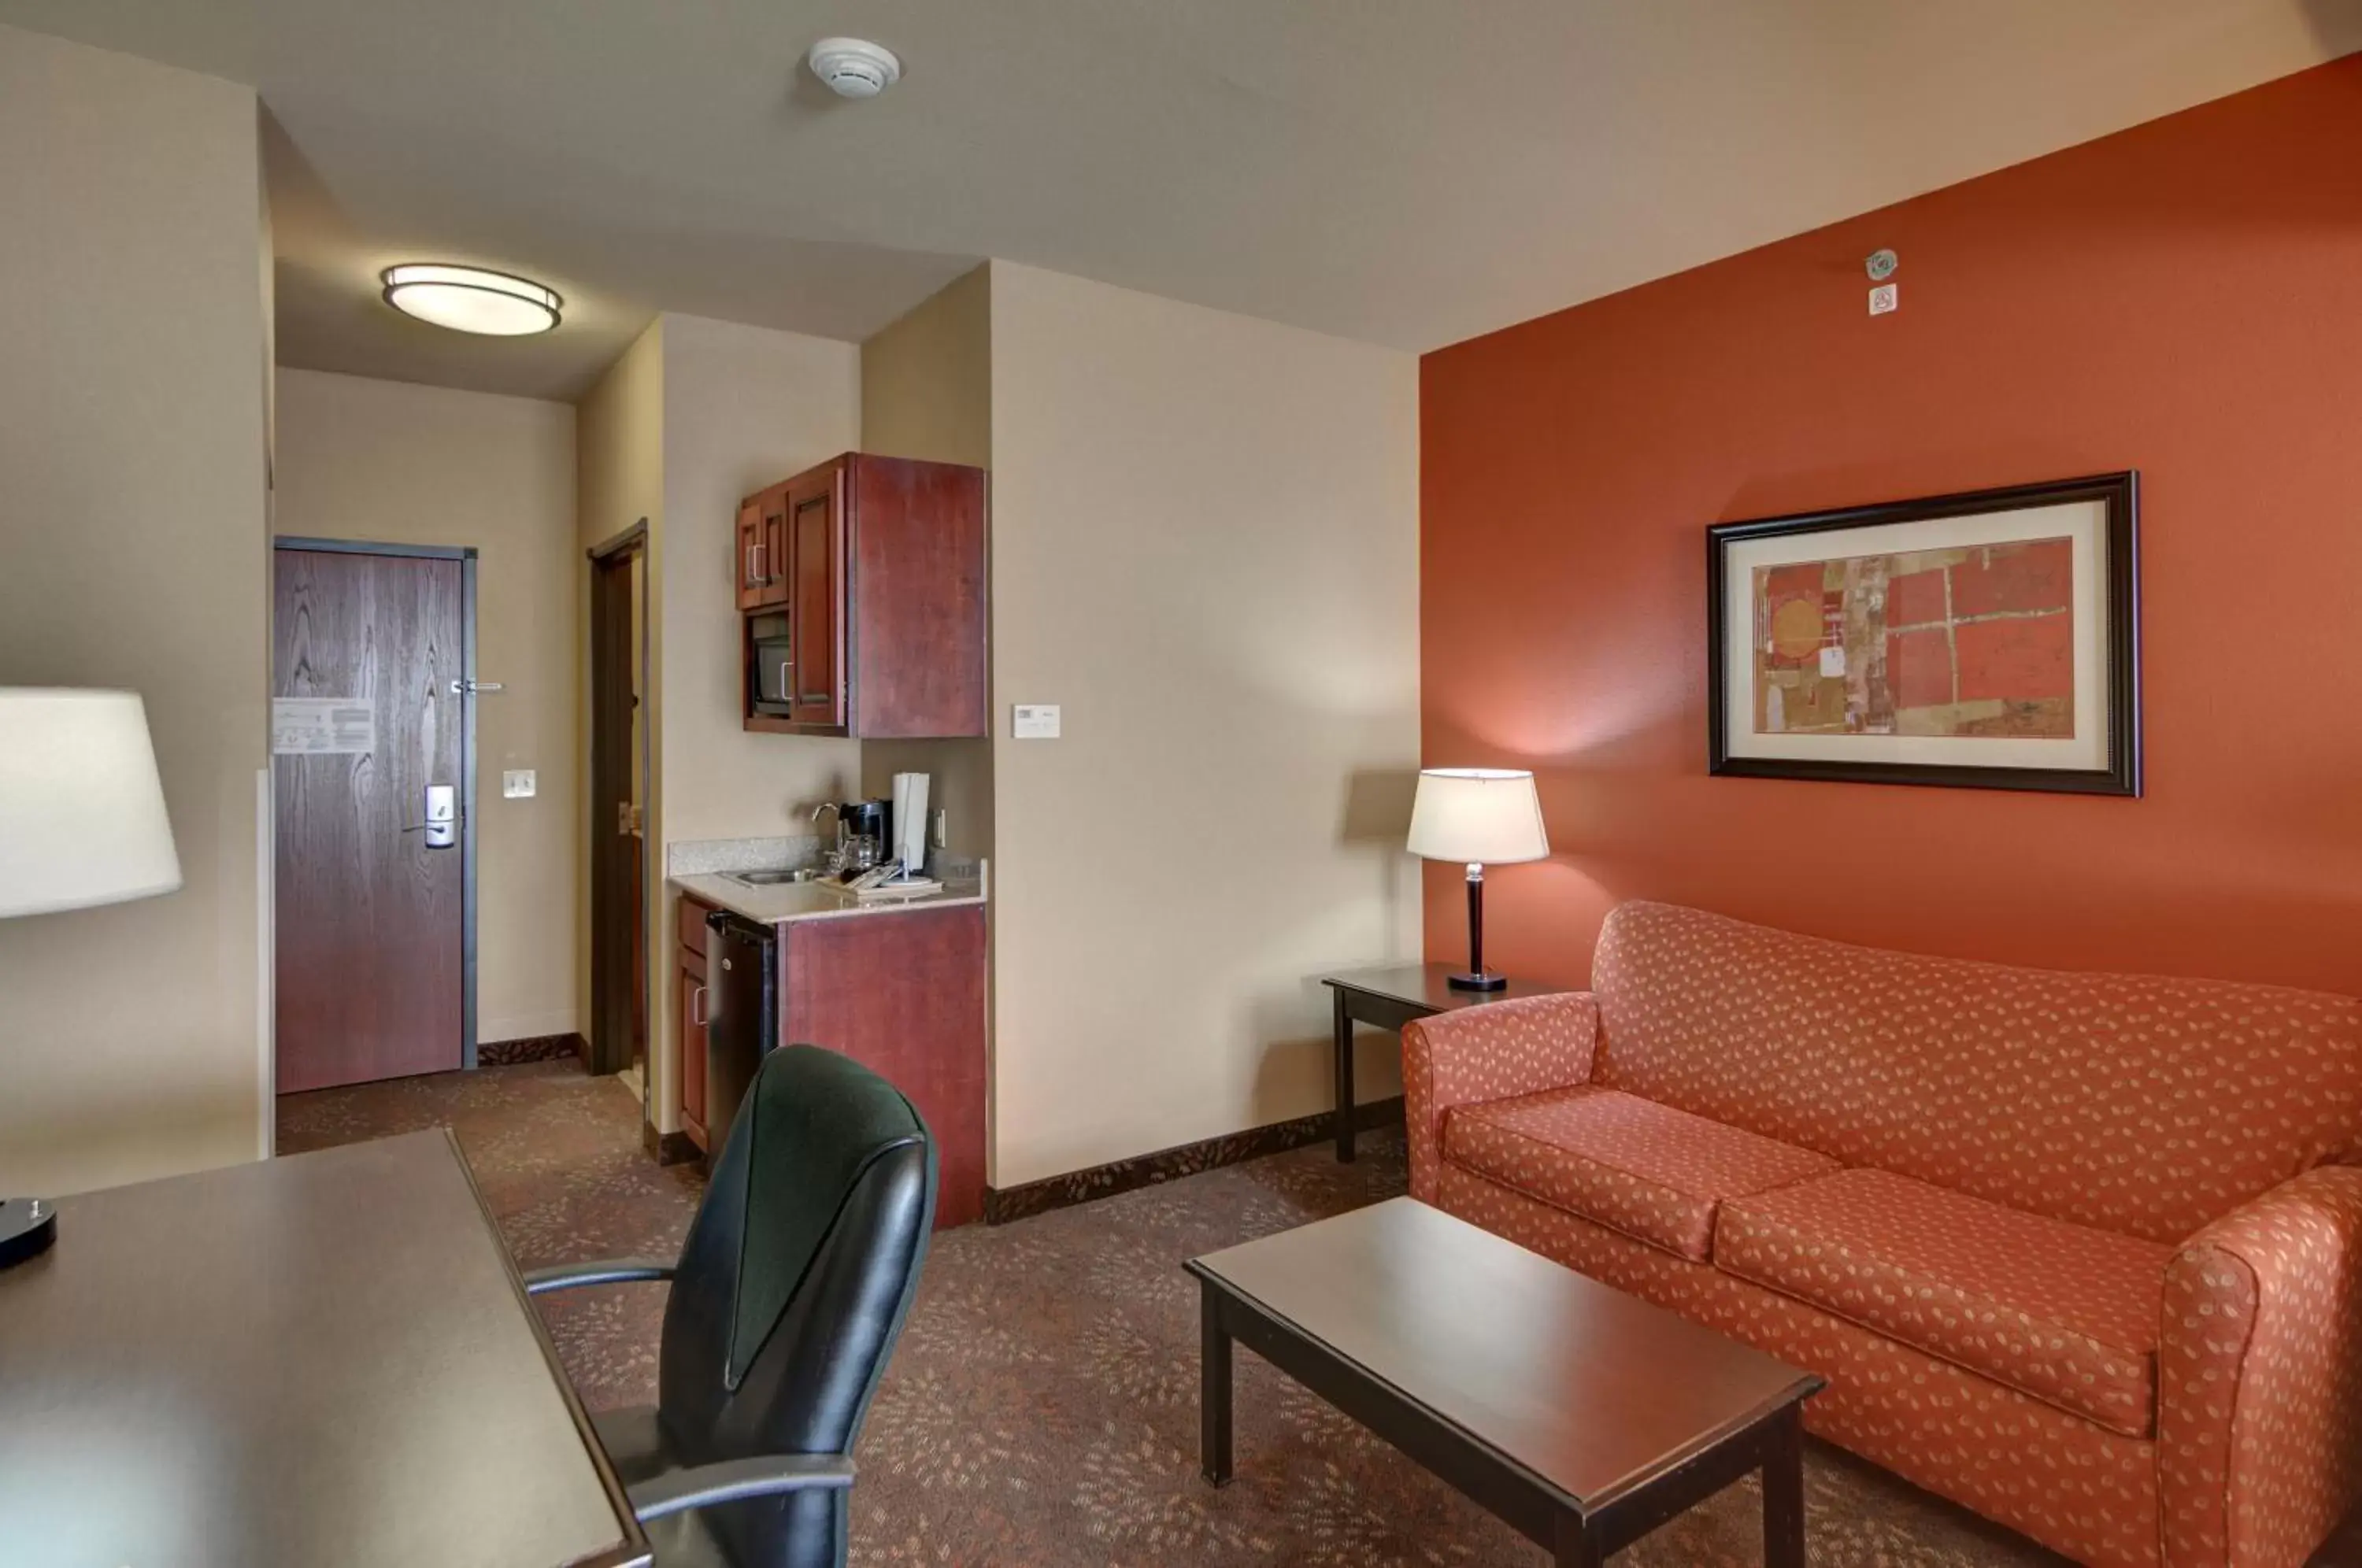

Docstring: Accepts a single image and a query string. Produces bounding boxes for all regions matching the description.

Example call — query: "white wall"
[0,25,270,1194]
[605,314,862,1135]
[272,369,580,1045]
[657,313,864,841]
[858,266,994,858]
[574,321,664,1071]
[987,262,1422,1186]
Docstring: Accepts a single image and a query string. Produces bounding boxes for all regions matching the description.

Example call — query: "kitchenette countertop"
[671,869,987,927]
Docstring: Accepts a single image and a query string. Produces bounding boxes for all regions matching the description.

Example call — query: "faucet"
[809,801,846,872]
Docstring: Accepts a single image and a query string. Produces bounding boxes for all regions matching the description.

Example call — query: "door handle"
[690,985,709,1027]
[448,680,505,696]
[404,784,457,848]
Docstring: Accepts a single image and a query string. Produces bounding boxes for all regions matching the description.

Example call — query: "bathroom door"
[272,542,470,1093]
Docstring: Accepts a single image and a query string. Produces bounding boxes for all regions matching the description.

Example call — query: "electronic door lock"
[402,784,459,849]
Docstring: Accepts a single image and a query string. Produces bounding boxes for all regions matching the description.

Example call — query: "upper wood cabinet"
[739,453,987,738]
[734,485,790,611]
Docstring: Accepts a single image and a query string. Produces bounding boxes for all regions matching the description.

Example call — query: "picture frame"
[1705,472,2141,796]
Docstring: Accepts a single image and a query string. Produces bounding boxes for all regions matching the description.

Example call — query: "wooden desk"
[1323,963,1575,1163]
[0,1130,650,1568]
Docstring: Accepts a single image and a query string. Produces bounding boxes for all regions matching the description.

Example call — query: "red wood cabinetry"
[783,905,988,1229]
[739,453,986,738]
[735,486,789,612]
[667,892,988,1226]
[676,893,715,1151]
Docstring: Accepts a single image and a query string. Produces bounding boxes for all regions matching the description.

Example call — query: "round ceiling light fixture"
[380,264,562,336]
[808,37,901,98]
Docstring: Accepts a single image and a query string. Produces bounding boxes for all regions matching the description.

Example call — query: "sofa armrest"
[2159,1163,2362,1568]
[1401,992,1599,1204]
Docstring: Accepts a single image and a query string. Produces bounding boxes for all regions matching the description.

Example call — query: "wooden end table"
[1188,1198,1822,1566]
[1323,964,1574,1162]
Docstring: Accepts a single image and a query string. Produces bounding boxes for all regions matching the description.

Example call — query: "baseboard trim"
[642,1121,701,1167]
[477,1032,590,1067]
[983,1095,1406,1225]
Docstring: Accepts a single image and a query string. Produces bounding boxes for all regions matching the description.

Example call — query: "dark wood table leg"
[1201,1279,1233,1487]
[1552,1511,1603,1567]
[1762,1405,1805,1568]
[1332,988,1355,1163]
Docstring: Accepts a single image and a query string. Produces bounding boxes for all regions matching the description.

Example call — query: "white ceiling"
[5,1,2357,400]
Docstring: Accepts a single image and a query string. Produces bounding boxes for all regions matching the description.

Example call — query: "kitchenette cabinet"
[739,452,986,739]
[670,885,987,1230]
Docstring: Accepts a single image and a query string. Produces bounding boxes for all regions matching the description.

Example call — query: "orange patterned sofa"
[1402,900,2362,1568]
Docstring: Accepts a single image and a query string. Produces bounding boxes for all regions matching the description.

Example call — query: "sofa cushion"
[1590,900,2362,1244]
[1716,1167,2172,1437]
[1442,1085,1839,1261]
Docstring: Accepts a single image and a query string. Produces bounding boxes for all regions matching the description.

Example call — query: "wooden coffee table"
[1187,1198,1822,1566]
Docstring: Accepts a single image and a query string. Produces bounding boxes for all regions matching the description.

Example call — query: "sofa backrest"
[1590,900,2362,1244]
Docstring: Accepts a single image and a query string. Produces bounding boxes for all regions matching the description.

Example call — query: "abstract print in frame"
[1707,472,2140,795]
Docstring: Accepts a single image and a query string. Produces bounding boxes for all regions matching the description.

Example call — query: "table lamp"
[0,689,183,1267]
[1408,767,1549,992]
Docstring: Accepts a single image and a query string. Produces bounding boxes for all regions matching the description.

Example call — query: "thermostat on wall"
[1012,704,1061,739]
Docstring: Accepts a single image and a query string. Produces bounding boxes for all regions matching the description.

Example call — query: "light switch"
[1012,704,1061,739]
[502,769,536,799]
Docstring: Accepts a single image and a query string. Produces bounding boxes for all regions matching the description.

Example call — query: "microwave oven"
[751,619,793,714]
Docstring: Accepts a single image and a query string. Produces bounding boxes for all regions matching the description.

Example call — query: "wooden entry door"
[273,546,467,1092]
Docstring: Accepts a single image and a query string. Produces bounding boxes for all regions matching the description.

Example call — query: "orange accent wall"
[1420,57,2362,995]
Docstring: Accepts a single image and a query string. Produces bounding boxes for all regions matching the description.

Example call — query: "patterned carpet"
[279,1060,2079,1566]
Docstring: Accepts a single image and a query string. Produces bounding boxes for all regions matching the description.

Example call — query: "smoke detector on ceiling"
[808,38,901,98]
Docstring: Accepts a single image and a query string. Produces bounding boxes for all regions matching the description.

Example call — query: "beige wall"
[0,26,270,1195]
[272,369,580,1044]
[858,265,995,858]
[657,313,864,842]
[583,314,861,1134]
[574,322,664,1096]
[987,262,1422,1187]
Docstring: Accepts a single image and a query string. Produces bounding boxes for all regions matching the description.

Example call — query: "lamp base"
[1446,970,1509,993]
[0,1196,57,1270]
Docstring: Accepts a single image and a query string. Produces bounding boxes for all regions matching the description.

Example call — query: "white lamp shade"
[1406,768,1549,865]
[0,689,182,919]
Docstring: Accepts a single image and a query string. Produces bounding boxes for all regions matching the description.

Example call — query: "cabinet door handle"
[745,543,760,586]
[690,985,709,1027]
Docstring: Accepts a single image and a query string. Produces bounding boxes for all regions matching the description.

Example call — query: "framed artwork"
[1706,472,2140,796]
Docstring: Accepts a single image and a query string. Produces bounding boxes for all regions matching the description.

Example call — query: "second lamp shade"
[1406,768,1549,865]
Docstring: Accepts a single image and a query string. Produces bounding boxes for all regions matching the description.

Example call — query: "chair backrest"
[1591,900,2362,1243]
[657,1043,936,1568]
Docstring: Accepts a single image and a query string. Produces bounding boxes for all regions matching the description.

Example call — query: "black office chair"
[526,1043,937,1568]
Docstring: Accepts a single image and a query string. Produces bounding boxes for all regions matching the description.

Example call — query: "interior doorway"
[587,523,650,1096]
[272,539,479,1092]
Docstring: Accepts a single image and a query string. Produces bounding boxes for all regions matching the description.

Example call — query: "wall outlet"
[1868,283,1898,316]
[502,769,536,799]
[1013,704,1061,739]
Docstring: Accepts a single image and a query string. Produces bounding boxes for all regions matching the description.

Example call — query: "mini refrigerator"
[703,911,778,1152]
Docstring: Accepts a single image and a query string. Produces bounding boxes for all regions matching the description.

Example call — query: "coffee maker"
[812,797,891,873]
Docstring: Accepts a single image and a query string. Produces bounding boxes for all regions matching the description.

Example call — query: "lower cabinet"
[676,893,714,1152]
[678,953,709,1152]
[666,890,987,1226]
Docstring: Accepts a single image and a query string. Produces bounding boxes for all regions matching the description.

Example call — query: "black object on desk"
[1323,963,1575,1163]
[0,1196,56,1269]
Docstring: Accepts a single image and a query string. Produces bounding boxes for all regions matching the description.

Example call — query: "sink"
[725,867,831,887]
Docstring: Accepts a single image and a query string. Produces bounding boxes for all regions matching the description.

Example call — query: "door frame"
[272,536,481,1071]
[587,520,651,1094]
